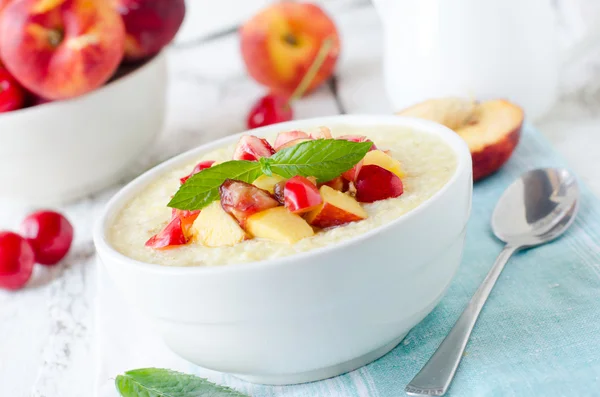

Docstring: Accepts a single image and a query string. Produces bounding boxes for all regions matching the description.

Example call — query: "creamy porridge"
[109,125,457,266]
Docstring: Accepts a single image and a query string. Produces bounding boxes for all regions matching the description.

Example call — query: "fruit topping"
[219,179,280,225]
[362,150,404,178]
[253,174,287,194]
[310,126,333,139]
[145,216,187,249]
[233,135,276,161]
[180,160,215,184]
[305,185,367,228]
[284,176,323,214]
[274,130,310,151]
[246,207,314,244]
[192,201,247,247]
[355,165,403,203]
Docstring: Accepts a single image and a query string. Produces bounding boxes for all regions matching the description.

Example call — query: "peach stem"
[288,36,335,103]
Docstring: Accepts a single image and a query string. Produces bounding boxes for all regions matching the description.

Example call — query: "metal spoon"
[405,168,580,396]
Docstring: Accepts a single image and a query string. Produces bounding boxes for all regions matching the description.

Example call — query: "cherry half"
[0,231,35,290]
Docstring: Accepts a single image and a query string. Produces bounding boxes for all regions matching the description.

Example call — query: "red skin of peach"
[115,0,185,62]
[240,2,340,97]
[308,203,363,229]
[0,0,125,100]
[471,124,522,181]
[284,175,322,213]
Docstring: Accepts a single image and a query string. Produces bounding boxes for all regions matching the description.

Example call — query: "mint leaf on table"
[115,368,250,397]
[168,160,262,211]
[269,139,373,183]
[168,139,372,211]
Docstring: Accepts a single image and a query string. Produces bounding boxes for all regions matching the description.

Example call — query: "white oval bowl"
[0,52,167,204]
[94,115,473,385]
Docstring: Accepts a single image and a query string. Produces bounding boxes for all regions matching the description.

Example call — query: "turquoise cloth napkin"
[185,123,600,397]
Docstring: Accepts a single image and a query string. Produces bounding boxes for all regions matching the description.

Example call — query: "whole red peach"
[0,0,125,100]
[240,2,340,97]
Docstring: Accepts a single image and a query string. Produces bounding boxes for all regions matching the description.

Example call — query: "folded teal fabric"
[192,123,600,396]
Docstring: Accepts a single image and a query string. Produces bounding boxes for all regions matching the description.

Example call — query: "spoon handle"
[405,244,520,396]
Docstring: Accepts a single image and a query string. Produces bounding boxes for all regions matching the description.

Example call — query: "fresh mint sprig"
[168,139,372,211]
[115,368,250,397]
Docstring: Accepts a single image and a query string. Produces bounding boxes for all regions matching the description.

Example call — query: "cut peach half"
[398,98,524,181]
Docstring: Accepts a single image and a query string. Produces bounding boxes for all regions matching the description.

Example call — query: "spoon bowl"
[492,168,579,246]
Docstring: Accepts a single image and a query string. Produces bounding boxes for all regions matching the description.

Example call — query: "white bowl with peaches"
[0,0,185,204]
[94,115,473,385]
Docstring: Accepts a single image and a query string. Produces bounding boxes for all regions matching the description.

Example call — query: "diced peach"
[253,174,287,194]
[362,150,404,178]
[274,130,310,150]
[246,207,314,243]
[310,126,333,139]
[320,176,348,192]
[284,176,322,214]
[192,201,247,247]
[275,138,313,151]
[305,185,367,228]
[337,135,377,150]
[233,135,275,161]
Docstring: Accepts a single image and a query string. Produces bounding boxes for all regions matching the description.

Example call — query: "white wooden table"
[2,3,600,396]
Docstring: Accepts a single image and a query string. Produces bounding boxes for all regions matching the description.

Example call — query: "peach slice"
[192,201,247,247]
[233,135,275,161]
[306,185,367,228]
[284,176,322,214]
[275,138,313,151]
[253,174,286,194]
[274,130,310,151]
[398,98,523,181]
[246,207,314,244]
[362,150,404,178]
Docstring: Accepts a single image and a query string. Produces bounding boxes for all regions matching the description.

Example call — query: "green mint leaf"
[115,368,250,397]
[259,157,272,177]
[270,139,373,183]
[168,160,262,210]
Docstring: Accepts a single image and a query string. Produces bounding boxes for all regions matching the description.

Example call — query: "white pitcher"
[373,0,600,120]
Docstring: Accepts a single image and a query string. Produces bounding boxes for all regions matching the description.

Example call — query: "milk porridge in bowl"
[109,124,457,266]
[95,115,472,385]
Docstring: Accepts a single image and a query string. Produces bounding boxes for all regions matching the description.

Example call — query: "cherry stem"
[288,36,335,104]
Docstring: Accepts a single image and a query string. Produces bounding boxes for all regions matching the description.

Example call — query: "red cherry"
[0,66,26,113]
[284,176,323,214]
[20,211,74,266]
[247,94,293,129]
[355,165,404,203]
[0,231,35,290]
